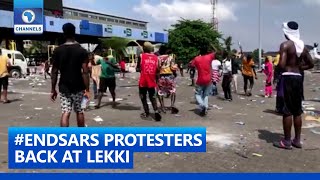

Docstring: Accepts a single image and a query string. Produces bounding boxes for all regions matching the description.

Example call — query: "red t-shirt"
[139,53,158,88]
[192,53,215,86]
[120,61,126,69]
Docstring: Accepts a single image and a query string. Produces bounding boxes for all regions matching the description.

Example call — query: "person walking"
[242,54,257,96]
[0,49,11,104]
[221,52,233,101]
[211,58,222,96]
[192,47,216,116]
[50,23,90,127]
[263,56,273,98]
[136,42,161,121]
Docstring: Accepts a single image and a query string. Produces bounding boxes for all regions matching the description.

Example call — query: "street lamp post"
[258,0,262,69]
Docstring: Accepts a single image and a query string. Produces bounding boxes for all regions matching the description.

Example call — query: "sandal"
[273,140,292,150]
[155,112,162,122]
[3,100,10,104]
[140,113,150,119]
[171,107,179,114]
[160,107,166,114]
[292,139,302,149]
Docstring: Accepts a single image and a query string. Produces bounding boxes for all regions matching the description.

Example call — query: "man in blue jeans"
[191,47,216,116]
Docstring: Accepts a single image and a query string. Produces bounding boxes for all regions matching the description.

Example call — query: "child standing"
[264,56,273,98]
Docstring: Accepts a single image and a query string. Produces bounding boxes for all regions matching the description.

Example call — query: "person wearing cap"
[136,42,161,121]
[273,21,314,150]
[51,23,90,127]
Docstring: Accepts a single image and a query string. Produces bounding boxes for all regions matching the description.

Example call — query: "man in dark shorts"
[51,23,90,127]
[0,49,11,103]
[273,21,314,150]
[92,55,119,109]
[136,42,161,121]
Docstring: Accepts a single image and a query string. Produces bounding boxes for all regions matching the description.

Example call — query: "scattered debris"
[93,116,103,122]
[236,113,247,116]
[302,123,320,129]
[235,152,249,159]
[235,122,245,125]
[109,98,124,102]
[34,108,43,110]
[311,129,320,135]
[252,153,263,157]
[25,116,32,120]
[145,155,151,158]
[165,152,170,156]
[175,114,181,117]
[239,97,245,100]
[211,105,223,110]
[305,107,316,111]
[1,160,7,164]
[251,100,257,102]
[305,116,320,123]
[260,100,265,104]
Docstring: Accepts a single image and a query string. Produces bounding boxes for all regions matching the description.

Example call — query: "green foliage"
[224,36,233,56]
[167,19,222,64]
[252,48,264,64]
[24,41,47,56]
[100,37,130,60]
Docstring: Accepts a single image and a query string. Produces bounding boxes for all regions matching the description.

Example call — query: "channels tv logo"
[14,0,44,34]
[21,10,36,24]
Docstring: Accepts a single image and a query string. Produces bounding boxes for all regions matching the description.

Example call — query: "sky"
[63,0,320,51]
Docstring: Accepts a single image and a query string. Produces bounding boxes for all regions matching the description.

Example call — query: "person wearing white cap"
[273,21,314,150]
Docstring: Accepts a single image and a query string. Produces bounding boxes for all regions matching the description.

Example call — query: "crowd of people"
[0,21,318,150]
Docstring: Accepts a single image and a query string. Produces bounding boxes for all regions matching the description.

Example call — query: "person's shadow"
[263,109,282,116]
[258,130,283,144]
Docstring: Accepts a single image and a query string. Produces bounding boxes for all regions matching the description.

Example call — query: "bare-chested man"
[274,21,314,150]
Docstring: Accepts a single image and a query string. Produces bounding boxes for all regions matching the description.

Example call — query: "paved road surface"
[0,72,320,172]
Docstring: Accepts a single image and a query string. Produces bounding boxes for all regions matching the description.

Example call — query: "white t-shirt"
[211,60,221,71]
[222,59,232,74]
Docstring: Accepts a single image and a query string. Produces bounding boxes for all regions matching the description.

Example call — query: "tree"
[100,37,130,59]
[24,41,48,56]
[167,19,222,64]
[224,36,233,56]
[252,49,264,64]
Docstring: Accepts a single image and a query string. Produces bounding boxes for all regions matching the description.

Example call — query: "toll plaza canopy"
[0,8,168,44]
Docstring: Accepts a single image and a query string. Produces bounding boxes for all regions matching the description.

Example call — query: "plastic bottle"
[81,96,88,109]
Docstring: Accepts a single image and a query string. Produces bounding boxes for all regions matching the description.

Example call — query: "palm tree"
[224,36,233,56]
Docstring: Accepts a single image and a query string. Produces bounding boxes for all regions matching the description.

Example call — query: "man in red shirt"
[120,58,126,78]
[192,47,216,116]
[136,42,161,121]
